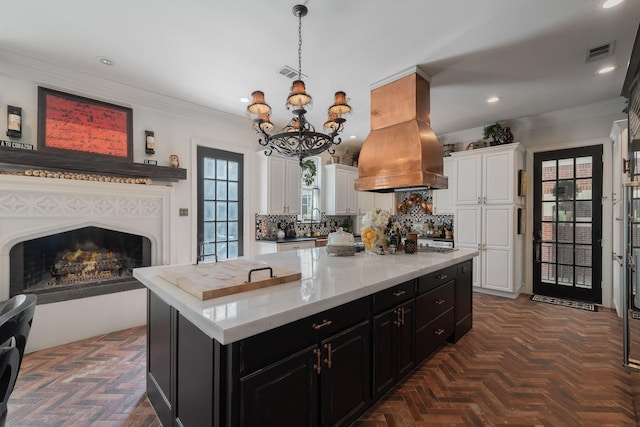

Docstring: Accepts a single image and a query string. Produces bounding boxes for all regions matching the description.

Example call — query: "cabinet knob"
[434,298,446,305]
[435,328,446,336]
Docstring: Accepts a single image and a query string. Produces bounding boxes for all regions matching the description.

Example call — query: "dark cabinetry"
[145,260,473,427]
[237,298,371,427]
[416,266,456,361]
[372,280,416,399]
[454,260,473,342]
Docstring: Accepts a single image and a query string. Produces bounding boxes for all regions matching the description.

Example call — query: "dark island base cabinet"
[145,260,472,427]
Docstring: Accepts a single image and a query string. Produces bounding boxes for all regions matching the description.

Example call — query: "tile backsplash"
[255,190,454,240]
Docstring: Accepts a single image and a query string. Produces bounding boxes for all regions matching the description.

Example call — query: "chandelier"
[247,4,351,166]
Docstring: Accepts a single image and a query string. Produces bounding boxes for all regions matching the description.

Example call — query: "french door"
[197,146,243,260]
[533,145,603,303]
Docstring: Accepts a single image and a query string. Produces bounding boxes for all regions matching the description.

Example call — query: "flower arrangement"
[361,209,393,252]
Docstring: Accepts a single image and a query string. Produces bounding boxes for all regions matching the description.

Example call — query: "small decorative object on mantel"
[0,140,32,150]
[6,105,22,138]
[145,130,155,154]
[169,154,180,168]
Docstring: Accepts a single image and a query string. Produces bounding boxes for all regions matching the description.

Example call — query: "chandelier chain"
[297,12,303,80]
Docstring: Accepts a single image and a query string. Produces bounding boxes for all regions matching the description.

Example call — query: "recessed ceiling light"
[602,0,624,9]
[239,97,250,103]
[96,56,115,66]
[350,135,356,139]
[598,65,616,74]
[486,96,500,104]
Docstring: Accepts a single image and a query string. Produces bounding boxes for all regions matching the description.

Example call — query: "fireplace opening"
[10,226,151,304]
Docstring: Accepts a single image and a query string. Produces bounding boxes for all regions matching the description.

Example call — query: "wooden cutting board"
[158,259,302,300]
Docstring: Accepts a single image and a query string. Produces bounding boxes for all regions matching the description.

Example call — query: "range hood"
[354,67,448,193]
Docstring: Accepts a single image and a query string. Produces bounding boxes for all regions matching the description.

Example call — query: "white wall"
[0,65,263,265]
[439,97,627,308]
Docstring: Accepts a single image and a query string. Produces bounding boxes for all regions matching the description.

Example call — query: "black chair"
[0,294,36,427]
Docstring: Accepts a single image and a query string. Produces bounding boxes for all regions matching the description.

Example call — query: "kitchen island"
[134,247,477,427]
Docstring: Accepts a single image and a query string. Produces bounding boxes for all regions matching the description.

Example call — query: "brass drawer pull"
[434,298,446,305]
[313,348,321,374]
[324,343,332,368]
[435,328,445,336]
[312,319,333,330]
[436,274,448,280]
[393,290,406,297]
[393,309,400,326]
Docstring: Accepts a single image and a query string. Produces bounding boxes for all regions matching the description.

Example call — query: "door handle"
[533,230,542,263]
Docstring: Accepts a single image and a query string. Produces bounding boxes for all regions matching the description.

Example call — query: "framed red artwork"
[37,87,133,160]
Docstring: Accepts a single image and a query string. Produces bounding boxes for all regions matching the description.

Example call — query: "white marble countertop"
[133,248,478,345]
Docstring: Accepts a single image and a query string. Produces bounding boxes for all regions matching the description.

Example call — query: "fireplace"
[10,227,151,304]
[0,174,174,351]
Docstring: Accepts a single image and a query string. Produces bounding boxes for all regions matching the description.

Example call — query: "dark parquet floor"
[7,293,640,426]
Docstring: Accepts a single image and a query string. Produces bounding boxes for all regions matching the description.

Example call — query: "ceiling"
[0,0,638,150]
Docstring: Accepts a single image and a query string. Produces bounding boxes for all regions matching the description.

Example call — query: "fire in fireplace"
[10,226,151,304]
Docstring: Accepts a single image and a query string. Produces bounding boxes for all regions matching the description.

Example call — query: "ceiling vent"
[277,65,307,80]
[585,41,615,63]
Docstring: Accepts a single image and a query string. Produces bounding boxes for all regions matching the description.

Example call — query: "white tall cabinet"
[452,143,525,297]
[258,154,301,215]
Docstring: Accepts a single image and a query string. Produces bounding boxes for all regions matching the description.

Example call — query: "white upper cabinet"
[325,164,358,215]
[452,143,523,206]
[433,157,455,214]
[357,191,394,215]
[258,154,301,215]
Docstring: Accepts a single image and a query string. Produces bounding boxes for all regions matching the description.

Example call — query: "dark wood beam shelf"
[0,147,186,182]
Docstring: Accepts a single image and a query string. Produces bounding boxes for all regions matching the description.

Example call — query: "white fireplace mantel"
[0,174,175,351]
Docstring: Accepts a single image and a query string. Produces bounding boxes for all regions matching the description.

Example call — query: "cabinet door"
[147,291,173,427]
[372,309,396,400]
[483,150,514,204]
[269,156,287,214]
[357,191,374,215]
[335,168,348,214]
[396,299,415,380]
[453,261,473,342]
[482,206,514,292]
[433,157,455,214]
[285,158,302,214]
[454,155,481,205]
[320,320,370,427]
[374,193,395,213]
[345,170,357,214]
[240,344,319,427]
[455,206,481,248]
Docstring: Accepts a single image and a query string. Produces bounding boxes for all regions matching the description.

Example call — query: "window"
[300,157,320,222]
[197,146,243,260]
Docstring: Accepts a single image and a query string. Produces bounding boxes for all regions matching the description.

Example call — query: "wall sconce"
[6,105,22,138]
[145,130,155,154]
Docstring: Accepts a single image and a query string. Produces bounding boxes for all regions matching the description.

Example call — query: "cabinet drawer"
[239,297,370,374]
[277,241,315,251]
[415,307,454,362]
[415,281,454,329]
[418,265,457,294]
[372,279,416,314]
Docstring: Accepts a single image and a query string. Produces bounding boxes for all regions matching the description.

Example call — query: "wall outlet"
[179,208,188,217]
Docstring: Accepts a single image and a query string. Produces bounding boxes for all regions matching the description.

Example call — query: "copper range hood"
[354,67,447,193]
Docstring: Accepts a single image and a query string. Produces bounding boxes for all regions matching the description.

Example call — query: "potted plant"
[483,122,503,145]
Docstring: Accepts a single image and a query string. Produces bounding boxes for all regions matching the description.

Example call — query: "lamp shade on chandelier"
[247,4,351,165]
